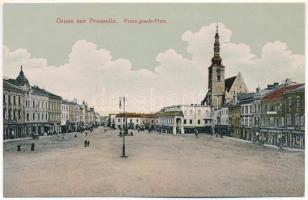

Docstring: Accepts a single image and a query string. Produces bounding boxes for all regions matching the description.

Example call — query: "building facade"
[260,84,303,147]
[284,85,305,148]
[3,80,26,139]
[156,105,212,135]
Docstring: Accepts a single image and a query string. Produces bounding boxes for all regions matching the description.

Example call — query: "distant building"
[156,104,212,135]
[238,93,254,141]
[60,100,70,133]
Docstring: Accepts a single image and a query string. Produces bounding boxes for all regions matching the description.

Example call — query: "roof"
[225,76,237,92]
[3,80,26,94]
[140,113,157,118]
[15,66,30,87]
[237,92,255,104]
[284,85,305,95]
[44,90,62,100]
[116,113,142,118]
[157,111,184,117]
[31,86,49,97]
[262,84,303,102]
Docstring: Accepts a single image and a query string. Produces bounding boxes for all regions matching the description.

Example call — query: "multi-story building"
[156,104,212,135]
[218,105,230,136]
[60,100,70,133]
[140,114,157,130]
[284,85,305,148]
[75,103,81,130]
[26,86,49,136]
[3,80,26,139]
[260,84,303,147]
[239,93,254,141]
[115,113,141,129]
[228,101,241,138]
[108,113,117,128]
[46,91,62,134]
[80,101,88,127]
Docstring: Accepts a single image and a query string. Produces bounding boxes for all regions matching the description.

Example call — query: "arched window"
[27,113,29,121]
[33,113,35,120]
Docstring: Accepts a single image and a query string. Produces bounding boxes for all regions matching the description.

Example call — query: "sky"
[3,3,305,115]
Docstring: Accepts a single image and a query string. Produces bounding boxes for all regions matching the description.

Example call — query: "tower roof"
[211,22,222,65]
[15,65,30,87]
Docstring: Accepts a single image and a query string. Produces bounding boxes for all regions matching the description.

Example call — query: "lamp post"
[120,96,128,158]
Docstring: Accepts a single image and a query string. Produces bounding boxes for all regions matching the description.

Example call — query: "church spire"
[20,65,24,75]
[211,21,222,65]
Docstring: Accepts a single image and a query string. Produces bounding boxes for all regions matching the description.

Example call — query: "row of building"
[107,23,305,149]
[3,66,103,140]
[107,79,304,149]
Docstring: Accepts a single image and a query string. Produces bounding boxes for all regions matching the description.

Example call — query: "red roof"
[262,84,303,101]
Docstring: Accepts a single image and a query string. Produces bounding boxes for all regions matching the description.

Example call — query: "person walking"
[84,140,87,147]
[31,143,35,151]
[87,140,90,147]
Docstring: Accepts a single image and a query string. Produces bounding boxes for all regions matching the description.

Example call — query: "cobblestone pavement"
[3,127,304,197]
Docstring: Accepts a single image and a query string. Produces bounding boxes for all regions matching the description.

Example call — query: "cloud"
[3,23,304,115]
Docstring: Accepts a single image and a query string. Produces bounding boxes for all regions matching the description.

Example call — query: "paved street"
[3,127,304,197]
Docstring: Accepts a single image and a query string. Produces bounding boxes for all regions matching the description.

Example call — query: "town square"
[2,3,305,198]
[3,127,304,197]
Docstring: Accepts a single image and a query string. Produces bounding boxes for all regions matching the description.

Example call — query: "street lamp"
[120,96,128,158]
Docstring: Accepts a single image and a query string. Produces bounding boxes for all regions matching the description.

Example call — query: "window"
[300,116,304,127]
[33,100,35,107]
[3,95,5,104]
[33,113,35,120]
[190,119,193,124]
[288,98,292,109]
[296,97,300,108]
[184,119,187,124]
[295,114,300,126]
[287,114,292,126]
[198,120,200,124]
[217,74,221,81]
[27,113,29,121]
[38,113,40,120]
[13,96,16,105]
[8,96,11,105]
[136,119,139,122]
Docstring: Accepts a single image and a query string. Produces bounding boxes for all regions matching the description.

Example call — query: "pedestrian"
[31,143,35,151]
[86,132,88,136]
[84,140,87,147]
[87,140,90,147]
[17,144,21,152]
[74,134,77,138]
[131,131,133,136]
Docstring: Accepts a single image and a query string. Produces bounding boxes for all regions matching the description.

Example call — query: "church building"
[201,23,248,108]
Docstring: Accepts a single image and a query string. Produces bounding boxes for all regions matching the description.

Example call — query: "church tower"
[206,23,225,108]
